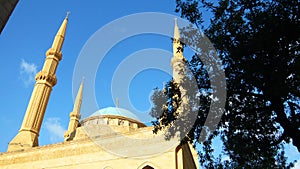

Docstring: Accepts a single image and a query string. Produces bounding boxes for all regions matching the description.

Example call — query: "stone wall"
[0,127,199,168]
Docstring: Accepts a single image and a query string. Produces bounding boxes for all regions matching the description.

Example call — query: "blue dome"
[91,107,140,122]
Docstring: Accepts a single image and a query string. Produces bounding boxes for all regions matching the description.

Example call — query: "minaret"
[7,13,69,152]
[172,18,197,169]
[64,79,84,141]
[172,18,187,84]
[171,18,188,102]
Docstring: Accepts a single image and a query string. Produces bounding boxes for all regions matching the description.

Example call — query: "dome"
[90,107,141,122]
[81,107,146,128]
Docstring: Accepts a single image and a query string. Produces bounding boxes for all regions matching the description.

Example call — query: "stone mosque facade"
[0,14,199,169]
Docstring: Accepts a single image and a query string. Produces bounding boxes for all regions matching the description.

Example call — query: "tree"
[150,0,300,168]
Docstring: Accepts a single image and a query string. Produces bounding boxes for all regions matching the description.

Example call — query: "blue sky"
[0,0,299,167]
[0,0,181,151]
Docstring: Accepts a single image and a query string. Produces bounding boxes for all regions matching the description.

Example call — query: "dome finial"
[116,97,119,108]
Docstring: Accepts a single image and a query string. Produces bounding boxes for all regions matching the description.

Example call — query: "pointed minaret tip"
[66,11,70,19]
[174,18,180,39]
[47,13,69,57]
[79,76,84,96]
[172,17,185,64]
[72,78,84,115]
[58,13,69,36]
[82,76,85,84]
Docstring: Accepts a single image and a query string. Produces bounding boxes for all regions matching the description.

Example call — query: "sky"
[0,0,299,167]
[0,0,183,151]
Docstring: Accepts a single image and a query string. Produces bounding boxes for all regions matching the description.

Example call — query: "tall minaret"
[172,19,197,169]
[7,13,69,152]
[64,79,84,141]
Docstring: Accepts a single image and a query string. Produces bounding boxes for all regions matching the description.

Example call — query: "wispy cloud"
[44,117,65,143]
[19,59,37,86]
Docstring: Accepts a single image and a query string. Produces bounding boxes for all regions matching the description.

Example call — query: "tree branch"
[270,131,286,146]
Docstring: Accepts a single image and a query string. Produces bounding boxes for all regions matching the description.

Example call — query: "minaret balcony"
[46,48,62,61]
[35,71,57,86]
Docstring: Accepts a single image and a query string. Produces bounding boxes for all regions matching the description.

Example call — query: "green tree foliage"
[150,0,299,168]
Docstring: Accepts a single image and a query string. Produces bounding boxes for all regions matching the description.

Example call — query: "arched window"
[142,165,154,169]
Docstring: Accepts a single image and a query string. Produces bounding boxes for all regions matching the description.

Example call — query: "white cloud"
[19,59,37,86]
[44,117,65,143]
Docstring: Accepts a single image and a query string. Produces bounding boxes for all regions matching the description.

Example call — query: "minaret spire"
[47,12,69,60]
[8,13,69,152]
[172,18,186,84]
[73,77,84,115]
[172,18,185,67]
[174,18,180,40]
[64,78,84,141]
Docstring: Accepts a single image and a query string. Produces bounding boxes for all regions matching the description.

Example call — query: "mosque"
[0,13,199,168]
